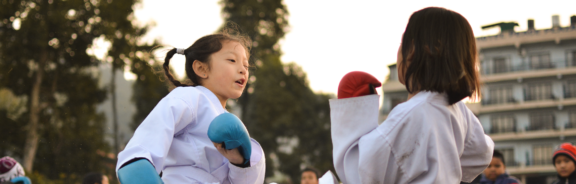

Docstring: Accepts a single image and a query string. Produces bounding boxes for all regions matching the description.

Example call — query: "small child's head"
[397,7,480,105]
[300,167,320,184]
[483,150,506,181]
[0,156,25,183]
[553,143,576,178]
[163,31,252,101]
[82,172,109,184]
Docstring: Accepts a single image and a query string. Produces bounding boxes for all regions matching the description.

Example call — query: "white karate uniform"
[330,92,494,184]
[116,86,265,184]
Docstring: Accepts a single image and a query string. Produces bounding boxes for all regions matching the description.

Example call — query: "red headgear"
[553,143,576,165]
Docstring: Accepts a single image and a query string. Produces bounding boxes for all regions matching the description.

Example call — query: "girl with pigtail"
[115,31,265,183]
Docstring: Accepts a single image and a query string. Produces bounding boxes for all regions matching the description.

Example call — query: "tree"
[130,53,170,130]
[220,0,335,182]
[0,0,156,181]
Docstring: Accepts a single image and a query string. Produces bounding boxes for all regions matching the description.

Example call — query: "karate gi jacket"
[330,92,494,183]
[116,86,265,184]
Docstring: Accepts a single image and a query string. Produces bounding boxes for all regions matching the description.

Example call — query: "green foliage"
[220,0,335,182]
[0,0,153,182]
[130,60,170,130]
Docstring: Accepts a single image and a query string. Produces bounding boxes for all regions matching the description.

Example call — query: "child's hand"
[213,142,245,165]
[207,113,252,165]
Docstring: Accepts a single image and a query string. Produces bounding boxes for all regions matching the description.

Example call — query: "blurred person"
[301,167,319,184]
[330,7,494,183]
[116,31,265,183]
[0,157,31,184]
[479,150,520,184]
[461,175,481,184]
[82,172,109,184]
[552,143,576,184]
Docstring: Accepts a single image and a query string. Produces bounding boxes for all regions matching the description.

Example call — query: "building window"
[491,114,515,134]
[529,52,552,69]
[568,111,576,129]
[567,50,576,67]
[528,112,555,131]
[389,65,398,81]
[493,57,509,74]
[566,81,576,98]
[526,83,553,101]
[497,148,516,166]
[488,87,513,105]
[533,145,553,165]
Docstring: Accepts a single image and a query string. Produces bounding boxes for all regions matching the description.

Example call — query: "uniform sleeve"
[460,107,494,182]
[115,96,196,174]
[227,138,266,184]
[329,95,381,184]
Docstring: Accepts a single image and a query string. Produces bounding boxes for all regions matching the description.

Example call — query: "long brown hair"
[400,7,480,105]
[163,32,251,87]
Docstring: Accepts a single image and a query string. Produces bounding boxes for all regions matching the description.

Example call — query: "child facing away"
[115,32,265,183]
[479,150,520,184]
[330,7,494,183]
[552,143,576,184]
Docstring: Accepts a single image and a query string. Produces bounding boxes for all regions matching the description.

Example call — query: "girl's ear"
[193,60,209,79]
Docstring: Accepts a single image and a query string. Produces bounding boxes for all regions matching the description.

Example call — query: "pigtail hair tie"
[176,48,185,55]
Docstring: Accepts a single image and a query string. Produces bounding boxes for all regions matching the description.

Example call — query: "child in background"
[330,7,494,183]
[116,31,265,183]
[552,143,576,184]
[0,156,31,184]
[479,150,520,184]
[82,172,109,184]
[300,167,320,184]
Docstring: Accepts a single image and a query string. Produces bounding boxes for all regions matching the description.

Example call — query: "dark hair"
[82,172,103,184]
[301,167,320,180]
[493,150,505,165]
[163,31,251,87]
[400,7,480,105]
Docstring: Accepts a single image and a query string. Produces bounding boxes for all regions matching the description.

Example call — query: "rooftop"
[476,22,576,49]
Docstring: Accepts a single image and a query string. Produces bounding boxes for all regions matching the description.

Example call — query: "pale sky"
[129,0,576,96]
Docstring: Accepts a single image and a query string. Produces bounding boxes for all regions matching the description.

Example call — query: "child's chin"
[231,93,243,99]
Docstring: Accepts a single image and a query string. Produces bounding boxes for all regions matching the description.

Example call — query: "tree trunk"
[23,49,47,172]
[111,66,120,155]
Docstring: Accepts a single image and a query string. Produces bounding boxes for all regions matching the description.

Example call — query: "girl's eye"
[229,59,236,62]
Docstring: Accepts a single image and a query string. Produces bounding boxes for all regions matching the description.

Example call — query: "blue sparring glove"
[10,176,31,184]
[117,159,164,184]
[207,113,252,165]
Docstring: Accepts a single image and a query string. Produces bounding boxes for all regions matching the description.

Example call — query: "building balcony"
[565,91,576,99]
[476,26,576,50]
[507,164,555,175]
[381,80,407,93]
[481,61,559,76]
[480,63,576,83]
[505,159,556,175]
[525,94,555,101]
[488,127,576,142]
[481,98,517,106]
[470,97,576,114]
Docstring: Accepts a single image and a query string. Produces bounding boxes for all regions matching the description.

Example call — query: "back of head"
[400,7,480,105]
[82,172,103,184]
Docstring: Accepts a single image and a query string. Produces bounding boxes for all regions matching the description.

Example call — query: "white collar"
[195,86,227,112]
[410,91,449,105]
